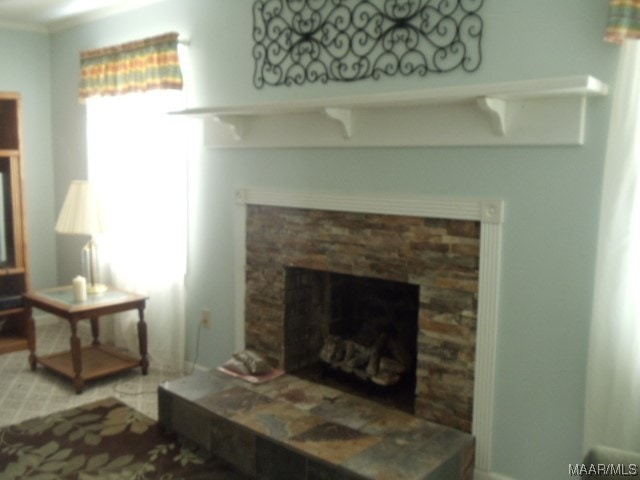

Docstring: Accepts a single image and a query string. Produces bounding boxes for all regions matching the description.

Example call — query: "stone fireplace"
[235,188,503,472]
[244,202,481,433]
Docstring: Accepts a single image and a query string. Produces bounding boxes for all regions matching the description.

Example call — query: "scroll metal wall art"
[252,0,483,88]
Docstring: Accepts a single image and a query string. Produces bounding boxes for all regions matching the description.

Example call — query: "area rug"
[0,397,251,479]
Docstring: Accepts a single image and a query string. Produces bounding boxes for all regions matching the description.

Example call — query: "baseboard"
[475,469,516,480]
[182,361,209,374]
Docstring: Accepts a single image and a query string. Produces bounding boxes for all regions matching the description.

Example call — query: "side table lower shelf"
[23,286,149,394]
[0,335,28,354]
[38,344,142,384]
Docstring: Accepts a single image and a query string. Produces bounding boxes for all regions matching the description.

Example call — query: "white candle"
[73,276,87,302]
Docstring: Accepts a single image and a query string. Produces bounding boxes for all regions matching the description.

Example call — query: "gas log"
[319,333,409,386]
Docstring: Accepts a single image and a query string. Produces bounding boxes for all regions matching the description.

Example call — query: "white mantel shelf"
[176,75,608,148]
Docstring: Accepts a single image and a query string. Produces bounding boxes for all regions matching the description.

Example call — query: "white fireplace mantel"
[176,75,607,148]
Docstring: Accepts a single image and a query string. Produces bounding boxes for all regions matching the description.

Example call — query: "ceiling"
[0,0,163,31]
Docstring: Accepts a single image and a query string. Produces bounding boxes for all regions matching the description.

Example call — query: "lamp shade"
[55,180,106,235]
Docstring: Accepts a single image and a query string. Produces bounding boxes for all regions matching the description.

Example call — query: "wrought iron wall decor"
[252,0,483,88]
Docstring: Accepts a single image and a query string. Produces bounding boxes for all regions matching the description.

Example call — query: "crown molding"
[0,20,48,34]
[0,0,168,34]
[47,0,167,32]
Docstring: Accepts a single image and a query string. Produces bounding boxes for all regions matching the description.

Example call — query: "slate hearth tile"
[210,414,257,477]
[413,428,475,460]
[341,422,474,480]
[247,372,301,396]
[252,375,346,411]
[256,437,306,480]
[288,421,381,465]
[385,427,450,455]
[359,407,429,437]
[238,399,326,441]
[360,413,460,453]
[250,378,312,404]
[342,438,443,480]
[307,458,366,480]
[310,392,390,431]
[160,371,233,402]
[196,385,274,417]
[293,421,369,443]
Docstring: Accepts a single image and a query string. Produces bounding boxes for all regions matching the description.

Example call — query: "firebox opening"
[284,267,419,414]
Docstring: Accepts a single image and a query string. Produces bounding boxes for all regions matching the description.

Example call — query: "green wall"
[0,27,56,290]
[45,1,619,479]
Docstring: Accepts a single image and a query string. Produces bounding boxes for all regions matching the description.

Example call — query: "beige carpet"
[0,319,183,428]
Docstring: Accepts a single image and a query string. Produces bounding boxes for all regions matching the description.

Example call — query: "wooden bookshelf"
[0,92,30,355]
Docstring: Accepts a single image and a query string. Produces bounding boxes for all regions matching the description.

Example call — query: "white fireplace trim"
[233,187,504,474]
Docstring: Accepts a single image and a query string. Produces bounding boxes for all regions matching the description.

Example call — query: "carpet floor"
[0,397,252,480]
[0,320,184,428]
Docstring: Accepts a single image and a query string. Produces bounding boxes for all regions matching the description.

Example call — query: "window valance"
[606,0,640,43]
[79,32,183,101]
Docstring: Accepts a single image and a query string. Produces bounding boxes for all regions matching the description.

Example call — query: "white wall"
[0,27,57,289]
[46,1,620,479]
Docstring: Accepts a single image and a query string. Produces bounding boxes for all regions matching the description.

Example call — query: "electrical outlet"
[201,308,211,327]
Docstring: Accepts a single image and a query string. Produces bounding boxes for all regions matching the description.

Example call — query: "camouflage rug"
[0,397,251,479]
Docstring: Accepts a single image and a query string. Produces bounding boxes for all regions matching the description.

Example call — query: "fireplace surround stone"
[244,204,480,433]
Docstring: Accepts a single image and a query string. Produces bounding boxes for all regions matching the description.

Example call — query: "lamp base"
[82,238,106,295]
[87,283,108,294]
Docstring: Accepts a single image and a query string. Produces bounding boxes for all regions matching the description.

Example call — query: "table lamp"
[55,180,108,294]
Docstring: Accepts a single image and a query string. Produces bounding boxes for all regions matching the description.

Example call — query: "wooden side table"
[23,286,149,394]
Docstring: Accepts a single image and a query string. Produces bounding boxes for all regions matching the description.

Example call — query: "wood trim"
[0,92,30,355]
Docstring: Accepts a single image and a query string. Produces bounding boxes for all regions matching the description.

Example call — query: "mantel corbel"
[324,107,353,139]
[476,97,507,136]
[212,114,244,141]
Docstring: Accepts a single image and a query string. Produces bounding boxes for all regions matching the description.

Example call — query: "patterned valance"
[79,32,183,101]
[606,0,640,43]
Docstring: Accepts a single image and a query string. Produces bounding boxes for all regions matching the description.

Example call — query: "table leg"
[90,317,100,346]
[137,307,149,375]
[26,306,37,371]
[69,320,84,394]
